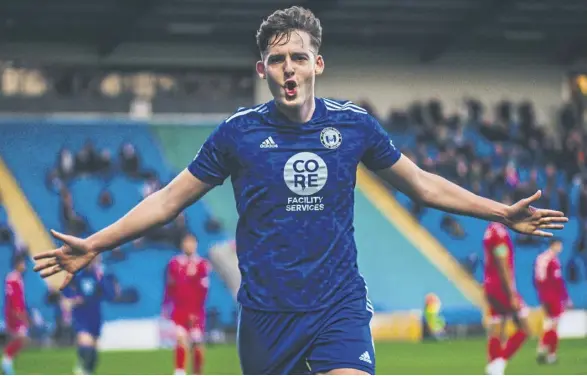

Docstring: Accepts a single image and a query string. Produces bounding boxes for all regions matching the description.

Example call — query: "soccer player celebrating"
[62,255,118,375]
[33,6,567,375]
[165,234,210,375]
[483,222,530,375]
[2,255,28,375]
[534,238,571,365]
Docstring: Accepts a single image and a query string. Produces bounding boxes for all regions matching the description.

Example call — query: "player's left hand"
[503,190,568,237]
[33,230,99,289]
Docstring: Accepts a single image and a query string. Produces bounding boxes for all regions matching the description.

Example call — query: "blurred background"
[0,0,587,374]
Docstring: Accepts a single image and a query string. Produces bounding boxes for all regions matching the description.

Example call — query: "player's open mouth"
[284,80,297,97]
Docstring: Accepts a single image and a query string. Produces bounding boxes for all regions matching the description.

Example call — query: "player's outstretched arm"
[33,170,213,289]
[375,155,568,236]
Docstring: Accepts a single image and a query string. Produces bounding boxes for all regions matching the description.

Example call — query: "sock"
[503,330,527,360]
[4,338,24,358]
[487,336,503,362]
[193,347,203,374]
[175,345,186,372]
[87,348,98,374]
[78,346,94,373]
[543,329,558,355]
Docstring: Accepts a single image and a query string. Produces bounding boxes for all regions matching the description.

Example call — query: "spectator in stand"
[60,188,88,237]
[120,142,140,178]
[96,149,113,178]
[142,173,162,198]
[576,182,587,253]
[75,140,100,176]
[543,164,558,207]
[454,157,469,189]
[56,147,76,180]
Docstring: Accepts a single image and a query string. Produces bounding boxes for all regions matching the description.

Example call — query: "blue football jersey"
[63,266,116,322]
[188,98,400,311]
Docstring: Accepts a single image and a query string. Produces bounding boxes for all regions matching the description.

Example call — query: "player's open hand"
[503,190,568,237]
[33,230,99,289]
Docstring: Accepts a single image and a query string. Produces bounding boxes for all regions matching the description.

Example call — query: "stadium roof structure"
[2,0,587,64]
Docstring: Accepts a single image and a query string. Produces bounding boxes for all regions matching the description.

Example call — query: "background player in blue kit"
[33,6,567,375]
[62,255,119,375]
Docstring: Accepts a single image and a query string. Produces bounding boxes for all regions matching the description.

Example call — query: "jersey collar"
[265,97,327,126]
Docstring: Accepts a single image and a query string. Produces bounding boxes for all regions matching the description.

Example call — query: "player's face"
[182,236,198,256]
[256,30,324,113]
[552,241,563,253]
[16,261,26,273]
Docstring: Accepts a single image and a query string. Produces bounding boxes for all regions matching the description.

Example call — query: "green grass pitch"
[12,337,587,374]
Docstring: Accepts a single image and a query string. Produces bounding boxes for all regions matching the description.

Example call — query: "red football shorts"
[540,299,564,319]
[485,289,529,324]
[171,309,205,343]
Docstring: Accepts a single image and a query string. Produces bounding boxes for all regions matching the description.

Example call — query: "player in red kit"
[534,238,571,364]
[166,234,210,375]
[2,255,29,375]
[483,222,530,375]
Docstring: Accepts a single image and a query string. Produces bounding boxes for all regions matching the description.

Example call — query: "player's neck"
[275,95,316,123]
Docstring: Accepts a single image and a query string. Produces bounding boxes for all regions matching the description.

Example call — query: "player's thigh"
[237,304,313,375]
[306,296,375,375]
[173,320,190,347]
[188,317,206,345]
[10,324,29,341]
[541,301,562,330]
[486,314,506,338]
[319,369,370,375]
[77,331,97,347]
[511,297,530,333]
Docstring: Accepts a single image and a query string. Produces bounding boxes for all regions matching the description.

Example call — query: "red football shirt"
[166,255,210,315]
[4,271,26,324]
[534,250,568,304]
[483,222,516,292]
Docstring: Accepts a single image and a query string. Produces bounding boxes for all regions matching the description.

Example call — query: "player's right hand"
[33,230,99,290]
[510,295,521,311]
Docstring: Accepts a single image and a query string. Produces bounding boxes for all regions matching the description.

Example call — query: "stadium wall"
[97,309,587,350]
[1,43,566,123]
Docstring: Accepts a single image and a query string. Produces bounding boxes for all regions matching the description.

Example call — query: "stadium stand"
[381,99,587,309]
[0,119,236,328]
[2,95,586,338]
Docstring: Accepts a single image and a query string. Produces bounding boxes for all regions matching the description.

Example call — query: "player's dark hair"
[12,253,26,268]
[550,238,562,246]
[256,6,322,56]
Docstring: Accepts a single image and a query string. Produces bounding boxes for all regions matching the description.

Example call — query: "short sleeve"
[188,121,234,186]
[361,115,401,171]
[61,281,77,298]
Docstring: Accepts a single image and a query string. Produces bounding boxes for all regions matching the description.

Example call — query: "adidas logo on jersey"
[359,351,372,364]
[260,136,278,148]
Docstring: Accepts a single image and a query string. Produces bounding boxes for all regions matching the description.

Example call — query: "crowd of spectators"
[360,97,587,282]
[44,140,188,251]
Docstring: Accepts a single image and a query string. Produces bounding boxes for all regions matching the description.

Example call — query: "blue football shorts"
[73,316,102,339]
[237,295,375,374]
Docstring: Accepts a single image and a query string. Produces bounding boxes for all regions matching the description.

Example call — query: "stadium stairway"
[0,153,60,325]
[0,119,235,326]
[152,124,480,327]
